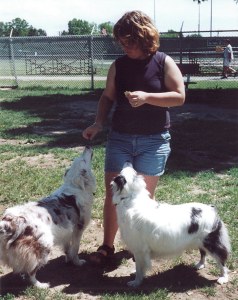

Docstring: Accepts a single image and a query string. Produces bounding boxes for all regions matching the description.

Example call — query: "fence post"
[179,32,183,65]
[9,33,18,87]
[89,35,94,90]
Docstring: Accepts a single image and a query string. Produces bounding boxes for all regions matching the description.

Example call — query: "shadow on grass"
[0,251,215,297]
[168,118,238,172]
[1,90,238,172]
[1,90,104,147]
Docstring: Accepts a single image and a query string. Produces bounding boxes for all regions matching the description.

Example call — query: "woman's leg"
[103,173,159,247]
[89,172,118,263]
[228,66,236,74]
[142,175,160,198]
[103,172,119,248]
[90,131,168,263]
[90,172,159,263]
[103,173,160,247]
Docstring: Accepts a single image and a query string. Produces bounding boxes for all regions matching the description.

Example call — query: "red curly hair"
[113,10,160,55]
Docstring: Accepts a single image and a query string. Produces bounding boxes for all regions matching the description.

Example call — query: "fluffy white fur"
[111,162,231,288]
[0,146,96,288]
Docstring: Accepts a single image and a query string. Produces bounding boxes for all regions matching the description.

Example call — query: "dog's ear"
[4,216,27,248]
[114,175,127,192]
[72,169,88,189]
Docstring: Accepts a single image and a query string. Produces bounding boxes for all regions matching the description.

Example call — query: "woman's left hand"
[125,91,147,108]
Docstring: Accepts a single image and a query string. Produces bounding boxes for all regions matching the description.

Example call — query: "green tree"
[67,18,94,35]
[99,22,114,35]
[0,22,6,36]
[2,21,13,36]
[10,18,29,36]
[0,18,47,36]
[28,26,46,36]
[161,30,180,38]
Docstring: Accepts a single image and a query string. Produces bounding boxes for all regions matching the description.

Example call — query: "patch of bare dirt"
[0,138,44,147]
[1,220,237,300]
[0,99,237,299]
[2,153,69,169]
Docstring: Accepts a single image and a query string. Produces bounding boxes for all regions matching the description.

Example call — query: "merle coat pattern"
[0,146,96,288]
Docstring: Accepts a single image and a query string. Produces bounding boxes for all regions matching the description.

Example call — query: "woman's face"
[119,38,147,60]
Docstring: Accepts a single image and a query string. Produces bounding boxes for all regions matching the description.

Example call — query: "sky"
[1,0,238,36]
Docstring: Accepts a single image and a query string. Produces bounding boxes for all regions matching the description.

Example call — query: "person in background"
[221,39,237,78]
[82,10,185,265]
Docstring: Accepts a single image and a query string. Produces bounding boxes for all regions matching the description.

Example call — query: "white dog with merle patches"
[0,146,96,288]
[111,162,231,288]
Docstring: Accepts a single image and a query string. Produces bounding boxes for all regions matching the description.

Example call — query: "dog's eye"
[4,224,11,233]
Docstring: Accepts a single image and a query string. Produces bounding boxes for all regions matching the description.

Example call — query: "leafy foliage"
[0,18,46,37]
[99,21,114,35]
[61,19,114,36]
[160,30,180,38]
[61,18,95,35]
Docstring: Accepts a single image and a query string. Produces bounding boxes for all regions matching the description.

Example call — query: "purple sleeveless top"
[112,51,170,135]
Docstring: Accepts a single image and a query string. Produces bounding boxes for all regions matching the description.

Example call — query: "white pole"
[10,28,13,38]
[9,29,18,87]
[210,0,213,36]
[91,24,95,36]
[198,3,201,33]
[154,0,156,26]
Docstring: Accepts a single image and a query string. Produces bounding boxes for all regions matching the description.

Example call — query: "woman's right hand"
[82,123,103,140]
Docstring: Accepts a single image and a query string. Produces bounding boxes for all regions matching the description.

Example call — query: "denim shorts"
[105,130,171,176]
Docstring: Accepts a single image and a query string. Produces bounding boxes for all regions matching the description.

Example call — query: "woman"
[82,10,185,264]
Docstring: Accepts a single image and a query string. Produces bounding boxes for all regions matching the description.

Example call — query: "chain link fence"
[0,30,237,90]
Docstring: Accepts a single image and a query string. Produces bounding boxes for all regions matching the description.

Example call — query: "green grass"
[102,290,170,300]
[189,80,238,89]
[0,88,237,299]
[23,287,74,300]
[1,79,237,90]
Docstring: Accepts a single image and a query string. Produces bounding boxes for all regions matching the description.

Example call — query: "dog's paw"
[74,259,86,266]
[34,281,50,289]
[217,276,228,285]
[127,280,141,288]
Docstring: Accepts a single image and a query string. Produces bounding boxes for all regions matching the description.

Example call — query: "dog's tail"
[220,221,231,254]
[0,215,27,248]
[204,217,231,264]
[210,207,231,255]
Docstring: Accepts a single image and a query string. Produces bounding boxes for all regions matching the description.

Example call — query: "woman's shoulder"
[154,51,167,60]
[152,51,167,66]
